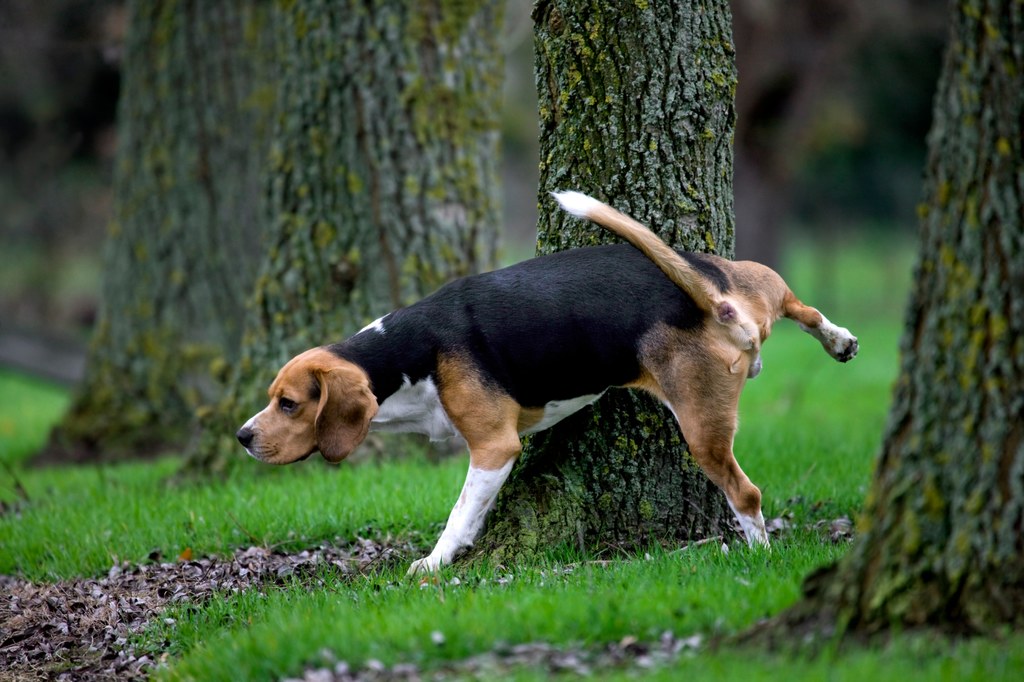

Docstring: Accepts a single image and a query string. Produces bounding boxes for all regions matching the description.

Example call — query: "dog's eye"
[278,397,297,413]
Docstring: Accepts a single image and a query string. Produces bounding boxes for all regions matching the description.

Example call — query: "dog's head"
[236,348,378,465]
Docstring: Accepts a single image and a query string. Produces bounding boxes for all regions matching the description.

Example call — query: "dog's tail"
[551,190,726,318]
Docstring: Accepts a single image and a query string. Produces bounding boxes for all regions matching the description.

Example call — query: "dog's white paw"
[802,318,858,363]
[738,513,771,549]
[824,325,858,363]
[729,504,771,549]
[407,554,444,576]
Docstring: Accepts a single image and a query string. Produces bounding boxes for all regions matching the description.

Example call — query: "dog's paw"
[827,327,858,363]
[834,334,858,362]
[407,555,442,576]
[736,511,771,549]
[810,319,858,363]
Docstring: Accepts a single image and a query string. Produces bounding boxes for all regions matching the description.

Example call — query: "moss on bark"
[190,0,505,472]
[45,0,273,461]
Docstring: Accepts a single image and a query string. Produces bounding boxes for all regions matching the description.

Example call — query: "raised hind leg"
[783,291,858,362]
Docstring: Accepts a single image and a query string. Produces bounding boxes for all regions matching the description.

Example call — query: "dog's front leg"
[408,458,516,575]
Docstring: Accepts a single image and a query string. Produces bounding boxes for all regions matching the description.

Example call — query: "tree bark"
[191,0,505,471]
[475,0,737,564]
[45,0,273,461]
[783,0,1023,636]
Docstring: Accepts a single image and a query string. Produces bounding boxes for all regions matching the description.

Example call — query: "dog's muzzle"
[236,426,260,459]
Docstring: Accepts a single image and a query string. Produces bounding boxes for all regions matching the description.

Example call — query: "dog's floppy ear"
[314,364,378,463]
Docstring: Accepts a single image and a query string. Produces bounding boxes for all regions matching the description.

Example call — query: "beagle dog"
[237,191,858,574]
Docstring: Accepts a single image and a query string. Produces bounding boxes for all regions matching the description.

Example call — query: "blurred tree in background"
[1,1,946,353]
[44,0,274,460]
[20,0,504,466]
[190,0,505,471]
[475,0,736,564]
[779,0,1024,637]
[0,1,122,377]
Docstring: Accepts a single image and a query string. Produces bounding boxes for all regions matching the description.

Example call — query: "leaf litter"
[0,538,406,681]
[284,631,707,682]
[0,513,852,680]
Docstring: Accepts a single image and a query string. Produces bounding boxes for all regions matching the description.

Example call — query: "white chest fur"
[370,377,604,442]
[371,376,458,441]
[519,393,604,435]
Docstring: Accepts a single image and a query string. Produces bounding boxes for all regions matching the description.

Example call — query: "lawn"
[4,237,1021,680]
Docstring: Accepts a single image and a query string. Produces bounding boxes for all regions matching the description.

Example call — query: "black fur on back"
[329,244,722,408]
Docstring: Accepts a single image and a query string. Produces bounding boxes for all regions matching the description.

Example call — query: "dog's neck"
[325,315,436,404]
[324,337,401,404]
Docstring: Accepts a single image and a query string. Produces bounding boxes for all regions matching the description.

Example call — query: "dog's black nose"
[236,427,254,448]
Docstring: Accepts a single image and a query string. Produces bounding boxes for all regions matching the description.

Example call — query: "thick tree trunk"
[784,0,1023,635]
[45,0,272,461]
[475,0,737,564]
[191,0,505,471]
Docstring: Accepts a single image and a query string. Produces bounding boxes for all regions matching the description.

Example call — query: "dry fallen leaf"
[0,537,412,680]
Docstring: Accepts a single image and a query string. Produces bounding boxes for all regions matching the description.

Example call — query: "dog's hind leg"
[657,352,769,547]
[673,404,768,546]
[783,291,859,363]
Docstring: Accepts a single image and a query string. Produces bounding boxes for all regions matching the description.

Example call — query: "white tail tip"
[551,190,602,219]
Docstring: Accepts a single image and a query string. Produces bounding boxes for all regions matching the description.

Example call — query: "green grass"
[155,540,844,681]
[738,235,911,515]
[0,369,70,466]
[629,634,1024,681]
[0,455,467,580]
[11,237,1010,682]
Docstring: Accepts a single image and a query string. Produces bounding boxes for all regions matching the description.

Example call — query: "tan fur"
[583,202,721,312]
[638,323,761,518]
[315,362,378,463]
[436,353,522,471]
[576,201,760,349]
[516,407,547,434]
[246,348,377,465]
[708,257,831,340]
[622,367,667,401]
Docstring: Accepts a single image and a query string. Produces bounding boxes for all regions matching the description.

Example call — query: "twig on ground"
[670,536,724,553]
[225,509,263,546]
[1,461,31,503]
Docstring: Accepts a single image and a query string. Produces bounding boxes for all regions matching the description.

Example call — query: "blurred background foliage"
[0,0,945,383]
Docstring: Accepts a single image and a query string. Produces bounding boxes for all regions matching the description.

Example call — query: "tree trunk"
[44,0,273,461]
[475,0,737,564]
[784,0,1023,635]
[191,0,505,471]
